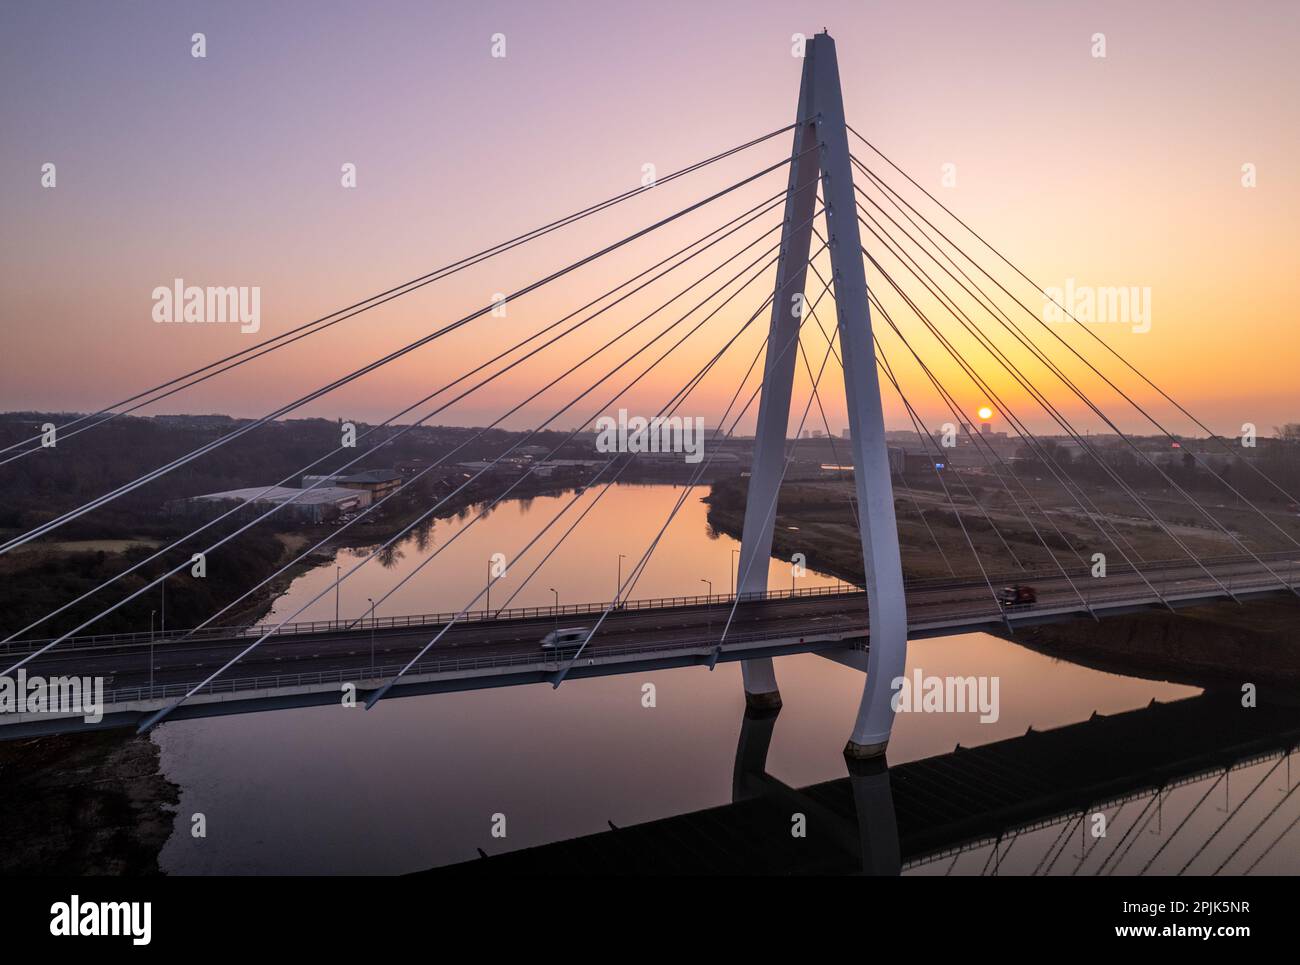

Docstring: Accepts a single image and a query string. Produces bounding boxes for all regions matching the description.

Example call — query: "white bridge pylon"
[735,32,907,759]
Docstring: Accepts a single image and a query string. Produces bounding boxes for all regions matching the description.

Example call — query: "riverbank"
[704,481,872,586]
[0,729,178,875]
[1010,597,1300,691]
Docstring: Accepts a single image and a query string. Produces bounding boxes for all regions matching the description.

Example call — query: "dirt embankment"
[1013,598,1300,691]
[0,730,178,875]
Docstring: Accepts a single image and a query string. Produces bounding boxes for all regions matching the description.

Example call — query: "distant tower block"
[734,33,907,758]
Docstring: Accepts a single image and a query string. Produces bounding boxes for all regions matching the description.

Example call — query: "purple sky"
[2,0,1298,436]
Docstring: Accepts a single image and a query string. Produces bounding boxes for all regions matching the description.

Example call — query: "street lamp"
[368,597,376,673]
[149,609,156,692]
[335,565,342,625]
[486,558,492,615]
[700,579,712,639]
[616,554,626,606]
[549,588,559,636]
[730,549,739,598]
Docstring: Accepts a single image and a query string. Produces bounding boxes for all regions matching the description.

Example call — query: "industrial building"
[178,485,369,524]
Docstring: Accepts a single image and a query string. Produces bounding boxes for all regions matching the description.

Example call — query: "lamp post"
[549,588,559,636]
[149,609,156,693]
[368,597,376,673]
[486,558,492,616]
[700,579,712,639]
[335,565,341,625]
[616,554,626,606]
[731,548,739,598]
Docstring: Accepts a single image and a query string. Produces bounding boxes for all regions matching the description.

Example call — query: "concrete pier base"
[843,738,889,761]
[744,689,783,711]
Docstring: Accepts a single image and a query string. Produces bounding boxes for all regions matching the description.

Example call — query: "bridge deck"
[4,553,1298,737]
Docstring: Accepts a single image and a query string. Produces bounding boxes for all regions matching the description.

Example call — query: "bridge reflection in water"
[438,691,1300,875]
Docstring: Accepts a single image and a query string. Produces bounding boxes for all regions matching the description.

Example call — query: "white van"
[540,627,591,651]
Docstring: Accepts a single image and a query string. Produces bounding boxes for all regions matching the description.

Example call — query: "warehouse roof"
[192,486,365,506]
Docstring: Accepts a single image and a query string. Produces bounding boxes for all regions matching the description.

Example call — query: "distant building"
[152,414,239,430]
[903,451,942,475]
[887,445,906,474]
[455,458,602,478]
[302,469,401,501]
[455,461,524,475]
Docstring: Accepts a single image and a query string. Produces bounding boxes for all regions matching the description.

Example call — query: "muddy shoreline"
[0,729,178,875]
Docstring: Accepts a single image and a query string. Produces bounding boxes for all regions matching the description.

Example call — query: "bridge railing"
[8,548,1296,657]
[94,621,870,706]
[34,561,1300,711]
[1,580,862,655]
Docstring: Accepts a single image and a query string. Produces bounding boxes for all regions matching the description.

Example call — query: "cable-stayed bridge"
[4,33,1300,757]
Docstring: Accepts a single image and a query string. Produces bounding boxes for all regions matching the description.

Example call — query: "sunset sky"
[2,0,1298,438]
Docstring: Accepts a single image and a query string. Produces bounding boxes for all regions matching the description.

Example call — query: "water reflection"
[156,630,1212,874]
[264,484,848,625]
[451,691,1300,876]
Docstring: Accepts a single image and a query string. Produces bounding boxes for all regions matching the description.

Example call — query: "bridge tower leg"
[734,32,907,758]
[732,32,820,712]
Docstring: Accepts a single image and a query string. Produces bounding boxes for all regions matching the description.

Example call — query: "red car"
[999,584,1037,609]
